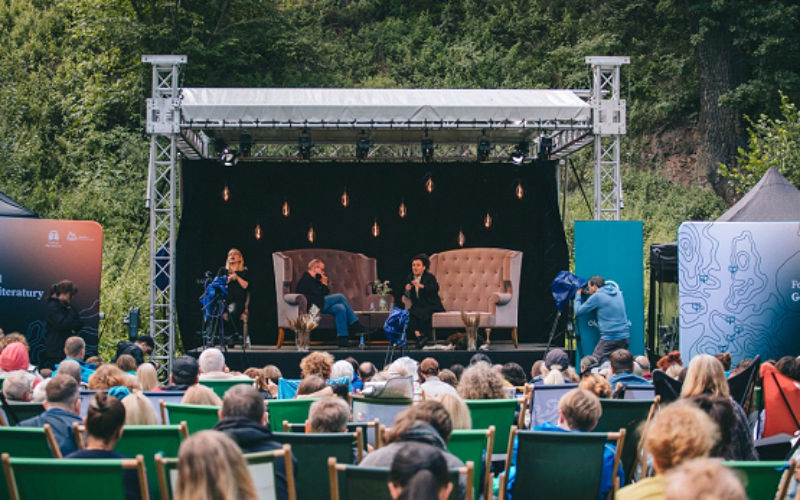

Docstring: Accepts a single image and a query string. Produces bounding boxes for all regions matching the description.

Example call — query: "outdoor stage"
[187,343,571,379]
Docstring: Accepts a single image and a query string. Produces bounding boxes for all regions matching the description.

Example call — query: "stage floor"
[188,343,564,379]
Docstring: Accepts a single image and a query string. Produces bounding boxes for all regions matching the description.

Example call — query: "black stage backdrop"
[177,160,568,349]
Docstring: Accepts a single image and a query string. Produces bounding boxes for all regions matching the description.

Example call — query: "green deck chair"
[448,427,495,500]
[594,397,658,484]
[160,401,220,434]
[498,427,625,500]
[273,430,364,500]
[156,444,297,500]
[115,423,189,500]
[725,459,796,500]
[0,425,63,500]
[266,399,318,433]
[327,458,472,500]
[465,399,518,456]
[198,379,254,399]
[1,403,45,426]
[2,453,149,500]
[281,419,381,452]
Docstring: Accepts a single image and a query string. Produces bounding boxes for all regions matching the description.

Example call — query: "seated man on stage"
[295,259,365,348]
[575,275,630,364]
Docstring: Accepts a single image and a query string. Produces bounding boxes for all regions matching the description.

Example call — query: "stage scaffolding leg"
[143,55,186,378]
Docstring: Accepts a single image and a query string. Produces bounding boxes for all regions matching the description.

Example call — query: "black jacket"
[405,271,445,321]
[45,297,83,360]
[213,417,296,500]
[112,341,145,365]
[295,272,329,311]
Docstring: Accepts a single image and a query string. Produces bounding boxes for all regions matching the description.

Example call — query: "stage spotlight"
[478,138,491,162]
[538,135,553,161]
[372,218,380,237]
[424,173,434,193]
[484,212,492,229]
[254,222,262,240]
[282,200,290,217]
[356,135,372,160]
[341,188,349,207]
[399,201,407,218]
[239,134,252,158]
[307,224,315,243]
[421,138,434,163]
[222,184,230,202]
[221,148,239,168]
[510,141,529,166]
[458,228,466,247]
[298,131,312,160]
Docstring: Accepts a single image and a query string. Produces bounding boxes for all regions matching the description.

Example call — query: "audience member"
[345,357,363,391]
[775,356,800,381]
[457,362,508,400]
[469,353,491,366]
[438,369,458,389]
[359,362,377,383]
[616,403,718,500]
[3,370,32,401]
[116,354,137,374]
[55,336,95,383]
[663,457,746,500]
[0,333,28,356]
[88,364,127,390]
[56,359,84,386]
[163,356,199,391]
[580,355,599,374]
[307,396,350,433]
[18,375,82,455]
[300,351,334,379]
[175,430,258,500]
[388,357,419,382]
[680,353,757,461]
[449,364,465,381]
[608,349,651,386]
[435,393,471,430]
[85,355,103,367]
[657,351,683,376]
[715,352,733,373]
[122,390,159,425]
[296,375,327,397]
[0,342,31,375]
[212,385,294,500]
[419,358,458,398]
[264,364,283,383]
[31,377,51,402]
[542,349,570,385]
[634,356,652,380]
[530,360,545,384]
[182,384,222,406]
[331,359,355,383]
[111,335,154,366]
[248,368,277,399]
[66,392,143,500]
[136,363,159,391]
[388,442,454,500]
[501,362,527,387]
[39,368,53,379]
[579,372,613,399]
[685,394,736,458]
[198,348,248,380]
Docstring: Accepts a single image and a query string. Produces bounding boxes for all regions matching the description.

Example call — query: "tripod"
[544,301,582,359]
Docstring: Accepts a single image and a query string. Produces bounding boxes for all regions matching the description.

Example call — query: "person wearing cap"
[608,349,651,387]
[163,355,199,391]
[539,349,570,385]
[575,276,630,364]
[111,335,155,366]
[635,355,652,380]
[418,358,458,398]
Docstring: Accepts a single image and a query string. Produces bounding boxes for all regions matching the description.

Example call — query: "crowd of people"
[1,323,799,500]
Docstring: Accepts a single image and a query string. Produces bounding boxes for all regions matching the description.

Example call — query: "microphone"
[315,273,322,281]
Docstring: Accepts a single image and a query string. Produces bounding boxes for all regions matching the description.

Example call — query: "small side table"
[355,310,390,349]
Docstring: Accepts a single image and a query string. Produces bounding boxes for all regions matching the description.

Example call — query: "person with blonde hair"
[663,457,746,500]
[136,363,159,391]
[457,362,508,400]
[435,393,471,430]
[680,354,757,461]
[579,372,612,399]
[175,430,258,500]
[617,403,719,500]
[182,384,222,406]
[122,391,158,425]
[541,349,570,385]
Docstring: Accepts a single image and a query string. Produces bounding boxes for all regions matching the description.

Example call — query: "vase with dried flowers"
[287,304,320,351]
[460,309,482,350]
[374,280,392,311]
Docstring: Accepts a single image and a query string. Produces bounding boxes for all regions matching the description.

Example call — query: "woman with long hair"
[175,430,258,500]
[45,280,83,369]
[388,442,454,500]
[219,248,250,346]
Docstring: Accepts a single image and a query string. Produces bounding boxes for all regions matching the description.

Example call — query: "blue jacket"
[608,372,651,387]
[17,408,82,456]
[54,358,96,384]
[507,422,623,500]
[574,282,630,340]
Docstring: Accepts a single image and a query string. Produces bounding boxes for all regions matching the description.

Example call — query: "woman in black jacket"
[405,254,445,349]
[45,280,83,369]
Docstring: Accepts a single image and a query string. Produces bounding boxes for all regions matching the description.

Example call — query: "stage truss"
[143,55,628,372]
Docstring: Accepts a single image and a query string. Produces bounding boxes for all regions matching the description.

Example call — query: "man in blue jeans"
[295,259,365,348]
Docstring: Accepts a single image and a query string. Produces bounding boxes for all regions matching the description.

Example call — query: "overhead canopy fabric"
[180,88,592,125]
[0,191,38,218]
[717,167,800,221]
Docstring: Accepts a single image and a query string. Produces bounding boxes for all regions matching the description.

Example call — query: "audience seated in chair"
[18,374,82,456]
[182,384,222,406]
[307,396,362,464]
[2,370,32,401]
[419,358,458,399]
[388,442,455,500]
[457,362,508,400]
[54,336,95,384]
[663,457,746,500]
[55,359,84,386]
[175,430,259,500]
[122,390,159,425]
[608,349,651,387]
[212,384,295,500]
[162,355,199,391]
[198,348,249,380]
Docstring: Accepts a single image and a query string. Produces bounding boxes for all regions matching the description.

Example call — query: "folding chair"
[352,396,412,448]
[448,427,494,500]
[652,369,682,404]
[282,419,380,452]
[725,459,796,500]
[160,401,220,434]
[759,363,800,439]
[728,355,761,409]
[198,379,254,399]
[527,384,578,429]
[0,425,63,500]
[265,398,318,433]
[594,397,659,484]
[465,398,519,456]
[115,423,189,500]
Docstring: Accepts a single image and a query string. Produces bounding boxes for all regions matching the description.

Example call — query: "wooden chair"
[160,401,220,434]
[498,427,625,500]
[327,457,472,500]
[448,427,495,500]
[351,397,411,448]
[0,402,45,426]
[2,453,149,500]
[0,425,63,500]
[265,398,318,433]
[652,369,682,404]
[594,397,659,484]
[465,398,518,456]
[116,423,188,500]
[282,419,381,452]
[725,459,796,500]
[198,379,254,399]
[527,383,579,429]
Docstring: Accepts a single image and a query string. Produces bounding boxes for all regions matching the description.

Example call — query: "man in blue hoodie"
[575,276,630,364]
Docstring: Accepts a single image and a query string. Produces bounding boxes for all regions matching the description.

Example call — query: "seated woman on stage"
[404,254,444,349]
[218,248,250,346]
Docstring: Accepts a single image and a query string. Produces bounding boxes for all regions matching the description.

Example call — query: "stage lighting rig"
[421,137,434,163]
[298,130,312,160]
[538,135,553,161]
[510,141,529,166]
[220,147,239,168]
[477,137,491,162]
[356,133,372,160]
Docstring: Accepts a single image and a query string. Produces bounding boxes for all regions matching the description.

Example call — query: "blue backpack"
[383,307,409,346]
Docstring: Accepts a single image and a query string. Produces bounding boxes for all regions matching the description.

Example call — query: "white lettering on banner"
[793,280,800,289]
[792,292,800,302]
[0,287,45,300]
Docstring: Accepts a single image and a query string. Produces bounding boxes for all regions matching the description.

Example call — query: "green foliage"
[721,93,800,195]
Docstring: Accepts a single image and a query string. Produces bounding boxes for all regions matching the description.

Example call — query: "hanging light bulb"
[222,185,230,202]
[458,228,466,247]
[307,224,315,243]
[372,219,380,237]
[282,200,290,217]
[425,176,434,193]
[484,212,492,229]
[399,201,407,218]
[254,222,262,240]
[516,182,524,199]
[341,188,349,207]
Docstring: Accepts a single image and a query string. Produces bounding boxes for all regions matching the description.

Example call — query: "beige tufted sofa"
[404,248,522,347]
[273,249,388,348]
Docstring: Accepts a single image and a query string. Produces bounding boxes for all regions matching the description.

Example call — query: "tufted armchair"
[404,248,522,347]
[273,249,389,348]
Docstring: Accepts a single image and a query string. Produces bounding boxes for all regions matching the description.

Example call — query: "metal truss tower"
[587,56,630,220]
[142,55,186,376]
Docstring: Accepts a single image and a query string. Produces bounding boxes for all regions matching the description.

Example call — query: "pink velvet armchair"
[273,249,389,348]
